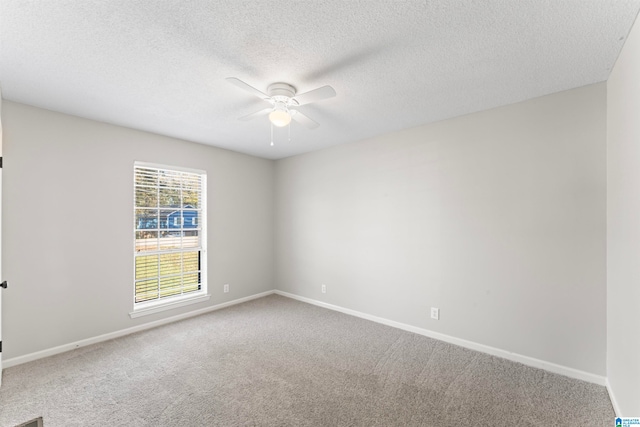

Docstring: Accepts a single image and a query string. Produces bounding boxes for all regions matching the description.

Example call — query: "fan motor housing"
[268,82,296,100]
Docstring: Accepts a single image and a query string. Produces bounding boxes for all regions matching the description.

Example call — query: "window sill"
[129,293,210,318]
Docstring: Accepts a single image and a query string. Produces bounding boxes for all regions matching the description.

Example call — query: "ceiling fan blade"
[226,77,270,101]
[290,110,319,129]
[238,108,272,121]
[292,85,336,106]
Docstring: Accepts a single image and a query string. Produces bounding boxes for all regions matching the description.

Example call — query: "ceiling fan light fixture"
[269,104,291,127]
[227,78,335,133]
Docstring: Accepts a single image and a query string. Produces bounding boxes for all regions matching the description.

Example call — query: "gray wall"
[607,14,640,416]
[275,84,607,376]
[1,101,274,359]
[1,81,612,380]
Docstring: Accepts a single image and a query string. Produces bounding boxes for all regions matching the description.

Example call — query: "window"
[133,163,207,315]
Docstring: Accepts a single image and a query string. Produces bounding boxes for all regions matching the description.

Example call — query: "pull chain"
[288,121,291,143]
[270,122,274,147]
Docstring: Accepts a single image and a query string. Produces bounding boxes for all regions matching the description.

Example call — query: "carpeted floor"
[0,294,614,426]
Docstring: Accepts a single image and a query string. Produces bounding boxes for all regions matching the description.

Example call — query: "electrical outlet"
[431,307,440,320]
[223,284,229,293]
[321,284,326,294]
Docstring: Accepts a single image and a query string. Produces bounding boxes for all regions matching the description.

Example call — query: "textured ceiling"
[1,1,639,160]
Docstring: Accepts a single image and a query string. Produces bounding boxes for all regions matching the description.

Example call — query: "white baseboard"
[4,288,608,388]
[274,290,607,386]
[606,378,622,416]
[3,290,275,369]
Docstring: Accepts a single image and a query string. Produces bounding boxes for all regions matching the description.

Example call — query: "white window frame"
[130,162,209,318]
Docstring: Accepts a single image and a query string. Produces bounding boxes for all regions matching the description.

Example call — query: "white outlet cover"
[431,308,440,320]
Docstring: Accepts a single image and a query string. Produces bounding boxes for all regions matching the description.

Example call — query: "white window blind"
[134,163,206,305]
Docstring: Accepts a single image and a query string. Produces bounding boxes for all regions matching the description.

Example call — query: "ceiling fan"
[226,77,336,130]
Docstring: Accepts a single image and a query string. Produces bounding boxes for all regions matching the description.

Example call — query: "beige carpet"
[0,294,614,426]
